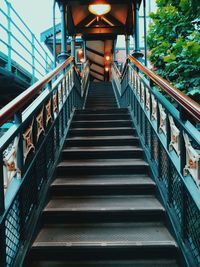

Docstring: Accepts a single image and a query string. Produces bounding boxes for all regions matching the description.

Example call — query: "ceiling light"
[105,55,110,61]
[105,67,109,72]
[88,1,111,16]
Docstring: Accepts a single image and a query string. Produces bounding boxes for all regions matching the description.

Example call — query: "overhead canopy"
[56,0,136,40]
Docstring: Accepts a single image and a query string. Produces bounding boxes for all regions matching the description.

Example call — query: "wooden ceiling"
[56,0,135,40]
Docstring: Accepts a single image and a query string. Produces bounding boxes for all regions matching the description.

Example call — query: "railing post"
[31,33,36,84]
[14,112,24,177]
[0,153,5,216]
[132,0,143,61]
[7,1,12,72]
[0,220,6,267]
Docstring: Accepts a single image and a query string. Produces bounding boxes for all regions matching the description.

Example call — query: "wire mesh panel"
[111,59,200,267]
[185,192,200,265]
[5,196,21,267]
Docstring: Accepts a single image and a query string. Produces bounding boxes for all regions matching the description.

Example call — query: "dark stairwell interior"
[26,82,181,267]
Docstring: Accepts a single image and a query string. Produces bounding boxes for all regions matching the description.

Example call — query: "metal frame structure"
[111,56,200,267]
[0,57,90,267]
[0,0,54,82]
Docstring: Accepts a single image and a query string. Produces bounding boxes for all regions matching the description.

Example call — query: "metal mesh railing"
[112,58,200,267]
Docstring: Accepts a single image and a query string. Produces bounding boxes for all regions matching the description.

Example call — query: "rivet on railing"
[140,82,145,103]
[158,104,167,135]
[145,89,150,111]
[53,91,58,114]
[45,99,52,126]
[169,115,180,155]
[36,107,45,141]
[3,136,20,192]
[183,132,200,186]
[151,94,157,121]
[23,120,35,161]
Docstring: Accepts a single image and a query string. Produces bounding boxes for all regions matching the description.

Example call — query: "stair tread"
[44,195,164,211]
[67,135,138,140]
[52,175,155,186]
[63,146,142,152]
[70,127,133,130]
[71,120,131,123]
[33,222,176,247]
[58,158,148,167]
[31,259,179,267]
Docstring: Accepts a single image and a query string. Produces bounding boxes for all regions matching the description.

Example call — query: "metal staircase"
[0,57,199,267]
[28,82,180,267]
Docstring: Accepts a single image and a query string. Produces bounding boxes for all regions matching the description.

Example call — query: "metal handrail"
[128,55,200,122]
[111,59,200,267]
[0,57,74,126]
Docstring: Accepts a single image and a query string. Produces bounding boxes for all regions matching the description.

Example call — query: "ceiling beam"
[89,58,104,68]
[90,68,104,77]
[86,47,104,57]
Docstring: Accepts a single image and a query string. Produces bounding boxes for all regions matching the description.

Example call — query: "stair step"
[31,222,177,260]
[71,120,132,128]
[69,127,135,136]
[66,135,139,146]
[61,146,143,159]
[51,174,156,196]
[73,114,130,120]
[42,195,165,223]
[75,109,128,114]
[57,158,149,175]
[31,259,180,267]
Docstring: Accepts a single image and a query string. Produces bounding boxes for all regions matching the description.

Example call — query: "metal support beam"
[83,40,86,63]
[113,38,117,63]
[71,35,76,58]
[58,3,68,62]
[53,0,57,68]
[132,0,143,61]
[125,34,130,58]
[143,0,147,66]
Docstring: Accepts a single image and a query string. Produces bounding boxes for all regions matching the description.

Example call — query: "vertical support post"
[7,2,12,71]
[83,39,86,63]
[143,0,147,66]
[132,0,143,61]
[58,3,68,62]
[0,153,5,216]
[53,0,57,68]
[71,35,76,58]
[31,34,36,84]
[125,34,130,58]
[113,38,117,63]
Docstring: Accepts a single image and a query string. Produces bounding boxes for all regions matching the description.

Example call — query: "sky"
[8,0,60,39]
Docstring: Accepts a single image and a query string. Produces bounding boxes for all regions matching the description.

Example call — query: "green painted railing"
[112,56,200,267]
[0,0,54,83]
[0,57,89,267]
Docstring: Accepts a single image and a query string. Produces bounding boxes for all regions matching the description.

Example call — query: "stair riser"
[73,115,130,120]
[71,122,132,128]
[61,150,143,160]
[57,166,149,175]
[65,139,139,147]
[75,109,128,114]
[30,247,178,261]
[42,210,165,224]
[50,185,156,196]
[69,129,135,136]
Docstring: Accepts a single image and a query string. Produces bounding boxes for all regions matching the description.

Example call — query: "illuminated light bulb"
[105,55,110,61]
[78,49,83,55]
[105,67,109,72]
[88,3,111,16]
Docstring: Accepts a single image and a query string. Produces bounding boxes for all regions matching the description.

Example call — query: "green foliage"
[147,0,200,101]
